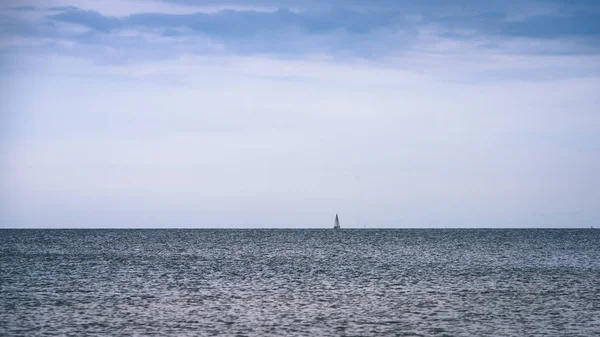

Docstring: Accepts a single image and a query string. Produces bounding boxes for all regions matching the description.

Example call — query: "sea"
[1,229,599,336]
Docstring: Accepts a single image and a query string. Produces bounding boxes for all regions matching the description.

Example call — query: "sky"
[1,0,599,228]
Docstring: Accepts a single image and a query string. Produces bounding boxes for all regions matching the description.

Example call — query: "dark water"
[1,229,599,336]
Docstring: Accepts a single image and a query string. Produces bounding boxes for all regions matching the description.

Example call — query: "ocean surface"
[1,229,599,336]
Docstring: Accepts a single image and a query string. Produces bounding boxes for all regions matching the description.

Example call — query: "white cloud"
[0,0,274,16]
[1,0,599,228]
[2,51,599,227]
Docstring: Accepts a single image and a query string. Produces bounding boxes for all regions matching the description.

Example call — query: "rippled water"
[1,229,599,336]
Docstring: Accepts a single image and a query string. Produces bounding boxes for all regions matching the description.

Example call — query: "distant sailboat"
[334,214,341,229]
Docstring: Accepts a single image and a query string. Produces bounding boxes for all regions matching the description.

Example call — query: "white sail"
[334,214,340,229]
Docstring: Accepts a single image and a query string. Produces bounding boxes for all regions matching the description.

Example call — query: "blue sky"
[1,0,599,228]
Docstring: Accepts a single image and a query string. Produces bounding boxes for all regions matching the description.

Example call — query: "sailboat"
[334,214,341,229]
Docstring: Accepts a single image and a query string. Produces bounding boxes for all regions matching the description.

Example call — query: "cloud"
[433,10,600,40]
[6,5,37,11]
[47,5,600,39]
[0,0,597,75]
[3,60,599,227]
[48,7,122,32]
[1,0,596,62]
[44,7,414,53]
[1,1,600,227]
[0,3,598,88]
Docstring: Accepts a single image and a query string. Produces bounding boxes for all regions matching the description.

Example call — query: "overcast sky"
[1,0,599,228]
